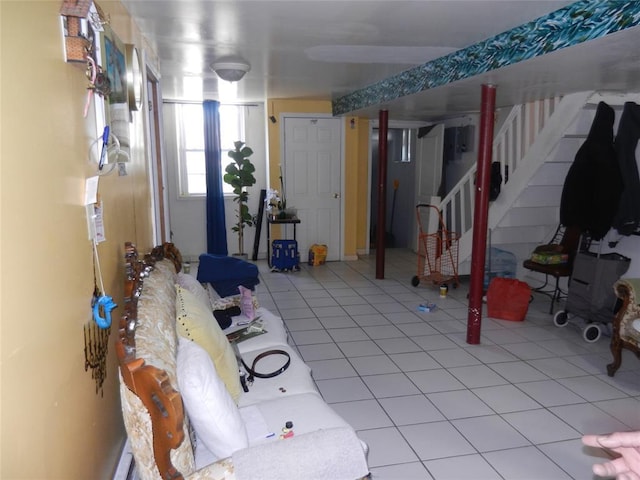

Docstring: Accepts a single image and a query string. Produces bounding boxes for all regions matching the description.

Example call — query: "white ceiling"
[121,0,640,120]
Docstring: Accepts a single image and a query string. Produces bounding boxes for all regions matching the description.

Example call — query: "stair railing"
[437,96,562,239]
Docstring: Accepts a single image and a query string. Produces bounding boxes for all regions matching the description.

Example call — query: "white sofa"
[116,243,369,480]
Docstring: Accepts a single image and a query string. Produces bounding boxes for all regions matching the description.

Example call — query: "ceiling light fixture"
[211,58,251,82]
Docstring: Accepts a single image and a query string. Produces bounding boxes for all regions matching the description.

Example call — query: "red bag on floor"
[487,278,531,321]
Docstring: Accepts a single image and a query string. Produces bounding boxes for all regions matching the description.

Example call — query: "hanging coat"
[560,101,623,240]
[612,102,640,236]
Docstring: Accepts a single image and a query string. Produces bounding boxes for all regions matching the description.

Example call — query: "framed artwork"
[100,25,130,159]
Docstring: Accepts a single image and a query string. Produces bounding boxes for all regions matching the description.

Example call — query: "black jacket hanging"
[560,101,623,240]
[612,102,640,236]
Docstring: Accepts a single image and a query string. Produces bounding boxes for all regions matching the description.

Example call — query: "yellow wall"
[266,99,369,259]
[1,1,153,478]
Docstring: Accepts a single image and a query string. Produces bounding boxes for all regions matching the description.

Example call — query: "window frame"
[175,103,245,198]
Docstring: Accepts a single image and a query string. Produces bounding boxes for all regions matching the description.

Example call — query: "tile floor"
[252,249,640,480]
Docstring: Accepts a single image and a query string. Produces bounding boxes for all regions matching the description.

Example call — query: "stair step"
[529,162,571,186]
[499,206,558,227]
[514,185,562,208]
[489,225,548,244]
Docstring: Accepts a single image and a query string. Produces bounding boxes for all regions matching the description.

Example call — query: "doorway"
[369,127,418,249]
[282,115,342,262]
[146,67,170,244]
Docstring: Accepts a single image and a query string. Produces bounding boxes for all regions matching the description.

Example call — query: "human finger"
[593,457,630,477]
[597,432,640,449]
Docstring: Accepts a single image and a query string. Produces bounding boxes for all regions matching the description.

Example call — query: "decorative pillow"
[177,272,211,308]
[176,337,249,460]
[175,285,242,402]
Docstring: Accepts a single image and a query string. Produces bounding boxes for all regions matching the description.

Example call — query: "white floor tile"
[502,409,580,444]
[483,445,572,480]
[538,439,605,480]
[362,372,422,398]
[406,369,466,394]
[337,340,384,357]
[502,342,557,360]
[375,337,423,354]
[593,397,640,429]
[527,357,589,379]
[369,461,434,480]
[350,355,401,376]
[427,390,494,419]
[411,334,458,351]
[464,344,518,364]
[306,358,357,380]
[548,403,630,435]
[330,399,393,430]
[515,380,587,407]
[379,394,445,425]
[290,329,333,345]
[448,364,509,388]
[429,348,482,368]
[424,454,501,480]
[315,377,373,403]
[327,327,370,343]
[297,342,344,361]
[357,427,419,467]
[399,421,476,461]
[471,384,541,413]
[488,361,550,383]
[452,415,530,452]
[362,324,406,339]
[317,315,358,329]
[557,375,628,402]
[389,351,441,371]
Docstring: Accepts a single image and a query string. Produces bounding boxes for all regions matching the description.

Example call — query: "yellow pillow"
[175,285,242,402]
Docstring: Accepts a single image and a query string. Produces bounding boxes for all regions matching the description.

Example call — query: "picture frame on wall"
[100,25,130,160]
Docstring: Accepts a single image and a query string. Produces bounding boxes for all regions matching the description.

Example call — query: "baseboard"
[112,439,139,480]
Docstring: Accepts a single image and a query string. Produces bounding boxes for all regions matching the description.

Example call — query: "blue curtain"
[203,100,228,255]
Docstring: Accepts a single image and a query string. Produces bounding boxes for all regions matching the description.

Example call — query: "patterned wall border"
[333,0,640,116]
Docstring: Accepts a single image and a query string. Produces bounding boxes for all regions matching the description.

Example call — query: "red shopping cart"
[411,204,460,289]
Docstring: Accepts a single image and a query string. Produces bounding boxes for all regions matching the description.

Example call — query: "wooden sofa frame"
[116,242,186,480]
[607,279,640,377]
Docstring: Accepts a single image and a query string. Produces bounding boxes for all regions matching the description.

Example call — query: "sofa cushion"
[175,285,242,402]
[177,337,249,459]
[236,345,318,408]
[235,307,289,355]
[177,272,211,308]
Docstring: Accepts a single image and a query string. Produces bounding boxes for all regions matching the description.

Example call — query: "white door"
[414,124,444,249]
[283,116,342,262]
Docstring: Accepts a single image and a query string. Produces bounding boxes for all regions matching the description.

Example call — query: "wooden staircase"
[435,91,640,276]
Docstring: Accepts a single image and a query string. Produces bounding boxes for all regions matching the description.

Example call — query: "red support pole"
[467,84,496,344]
[376,109,389,279]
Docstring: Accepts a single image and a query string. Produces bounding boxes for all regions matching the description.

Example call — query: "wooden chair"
[522,225,582,314]
[607,278,640,376]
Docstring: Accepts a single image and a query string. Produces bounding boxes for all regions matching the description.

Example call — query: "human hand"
[583,431,640,479]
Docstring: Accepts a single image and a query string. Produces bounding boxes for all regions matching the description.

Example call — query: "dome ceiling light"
[211,57,251,82]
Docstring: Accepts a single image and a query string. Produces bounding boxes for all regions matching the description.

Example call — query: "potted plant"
[223,141,256,256]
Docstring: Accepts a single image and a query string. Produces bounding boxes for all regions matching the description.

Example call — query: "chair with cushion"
[522,225,582,314]
[607,278,640,377]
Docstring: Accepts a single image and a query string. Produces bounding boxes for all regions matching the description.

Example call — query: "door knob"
[333,193,340,198]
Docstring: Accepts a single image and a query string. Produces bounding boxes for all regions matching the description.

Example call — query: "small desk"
[267,216,300,268]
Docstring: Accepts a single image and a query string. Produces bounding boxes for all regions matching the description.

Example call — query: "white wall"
[163,103,267,261]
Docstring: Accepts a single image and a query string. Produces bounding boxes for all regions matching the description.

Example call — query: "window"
[176,103,245,196]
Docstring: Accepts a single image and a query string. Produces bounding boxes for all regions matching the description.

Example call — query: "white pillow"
[177,272,210,308]
[176,337,249,459]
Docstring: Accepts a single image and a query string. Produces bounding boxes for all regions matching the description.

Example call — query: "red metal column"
[467,84,496,344]
[376,110,389,279]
